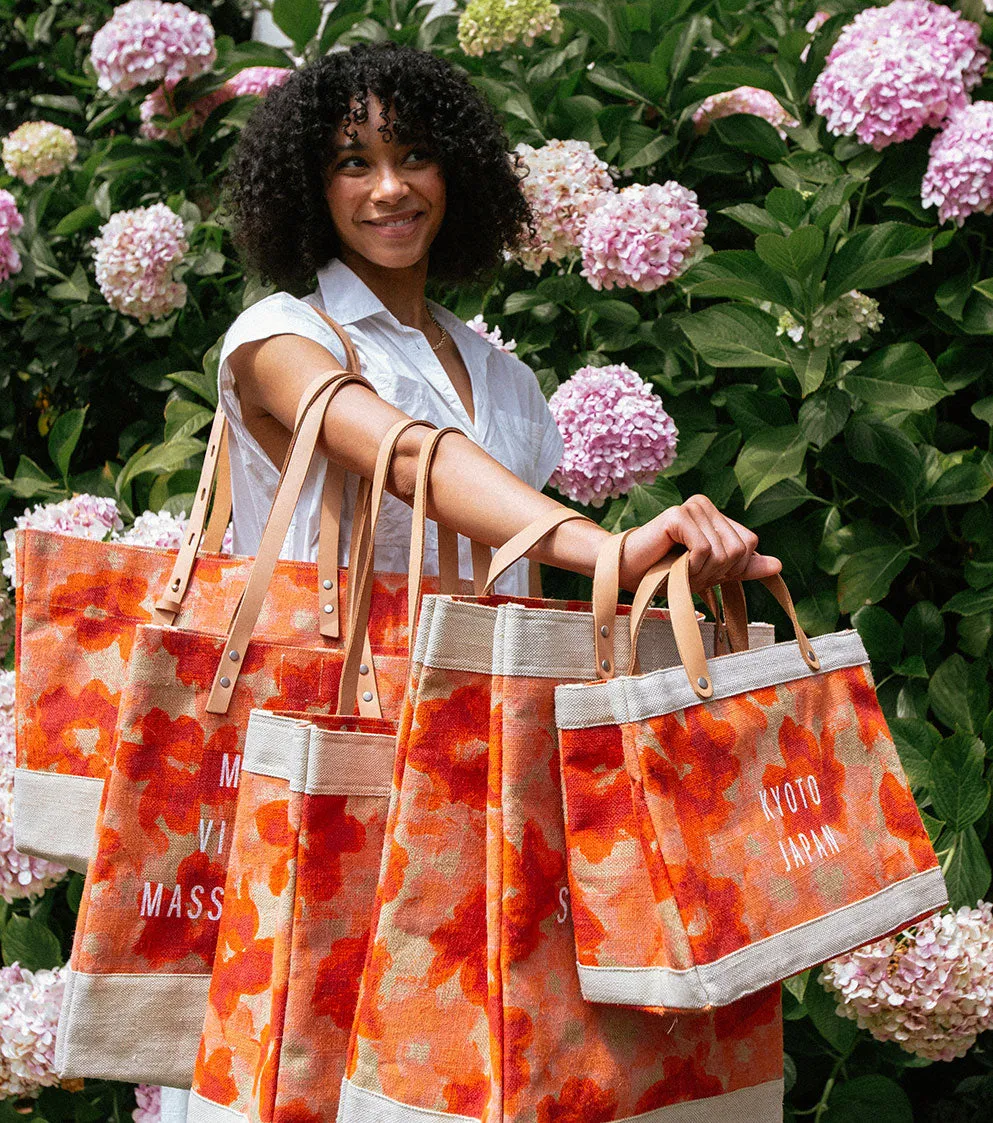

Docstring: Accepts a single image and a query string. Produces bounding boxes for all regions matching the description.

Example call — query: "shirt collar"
[315,258,390,325]
[316,257,495,374]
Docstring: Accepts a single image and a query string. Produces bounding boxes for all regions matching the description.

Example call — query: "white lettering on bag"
[140,881,164,917]
[219,753,241,788]
[556,886,570,924]
[137,881,225,920]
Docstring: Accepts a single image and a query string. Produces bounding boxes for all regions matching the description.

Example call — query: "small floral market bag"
[188,424,467,1123]
[54,368,479,1087]
[555,541,949,1013]
[11,307,358,874]
[340,492,786,1122]
[12,405,232,871]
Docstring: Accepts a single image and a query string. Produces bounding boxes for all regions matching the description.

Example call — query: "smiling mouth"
[367,212,422,228]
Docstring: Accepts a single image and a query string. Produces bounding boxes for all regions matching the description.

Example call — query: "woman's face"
[323,96,446,273]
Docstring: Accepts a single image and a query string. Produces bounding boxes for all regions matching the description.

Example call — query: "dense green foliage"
[1,0,992,1119]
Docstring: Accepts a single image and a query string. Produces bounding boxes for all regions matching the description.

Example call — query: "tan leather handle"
[483,507,594,593]
[337,418,431,715]
[409,426,462,639]
[206,369,374,714]
[667,553,820,699]
[154,408,231,621]
[591,528,635,680]
[201,423,231,554]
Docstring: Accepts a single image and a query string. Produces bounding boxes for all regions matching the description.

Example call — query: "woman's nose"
[371,162,407,204]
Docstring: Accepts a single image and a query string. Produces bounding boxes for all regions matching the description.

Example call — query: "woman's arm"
[230,332,780,591]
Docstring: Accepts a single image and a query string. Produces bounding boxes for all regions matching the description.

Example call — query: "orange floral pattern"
[342,598,784,1120]
[559,659,943,992]
[191,716,396,1122]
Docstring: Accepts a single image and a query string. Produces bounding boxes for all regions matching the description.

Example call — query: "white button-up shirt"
[218,258,564,594]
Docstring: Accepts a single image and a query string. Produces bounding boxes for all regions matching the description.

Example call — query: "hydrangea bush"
[2,0,993,1118]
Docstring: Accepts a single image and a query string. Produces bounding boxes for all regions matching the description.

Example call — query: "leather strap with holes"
[590,528,635,681]
[663,553,820,699]
[205,370,375,715]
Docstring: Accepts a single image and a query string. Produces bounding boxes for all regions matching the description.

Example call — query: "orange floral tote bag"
[555,544,949,1013]
[188,422,469,1123]
[340,510,786,1122]
[53,370,418,1087]
[12,405,232,870]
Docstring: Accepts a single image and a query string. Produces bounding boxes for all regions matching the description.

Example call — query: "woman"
[218,40,780,592]
[161,39,780,1120]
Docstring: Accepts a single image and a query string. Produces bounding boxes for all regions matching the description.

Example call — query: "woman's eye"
[404,149,433,163]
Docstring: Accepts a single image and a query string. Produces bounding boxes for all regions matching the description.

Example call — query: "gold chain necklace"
[426,307,449,353]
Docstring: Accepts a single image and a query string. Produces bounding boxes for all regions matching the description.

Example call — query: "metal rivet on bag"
[362,691,374,703]
[228,650,239,662]
[601,659,610,672]
[697,676,708,689]
[171,578,181,591]
[359,664,369,675]
[323,579,333,590]
[220,676,231,689]
[600,625,609,637]
[323,603,335,614]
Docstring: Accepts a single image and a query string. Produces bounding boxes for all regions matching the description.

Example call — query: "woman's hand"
[619,494,781,592]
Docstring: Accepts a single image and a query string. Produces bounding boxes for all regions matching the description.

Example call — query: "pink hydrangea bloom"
[0,671,68,902]
[810,0,989,151]
[548,363,678,507]
[114,508,233,553]
[2,121,77,185]
[92,203,188,323]
[2,494,122,587]
[921,101,993,224]
[0,963,65,1097]
[821,903,993,1061]
[140,67,291,144]
[0,189,24,285]
[692,86,798,138]
[806,10,831,34]
[133,1083,163,1122]
[513,139,615,272]
[580,182,707,293]
[90,0,216,94]
[466,314,517,353]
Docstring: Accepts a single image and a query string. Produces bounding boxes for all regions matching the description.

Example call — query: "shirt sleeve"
[218,292,350,381]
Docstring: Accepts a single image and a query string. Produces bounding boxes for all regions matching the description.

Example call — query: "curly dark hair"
[226,42,532,292]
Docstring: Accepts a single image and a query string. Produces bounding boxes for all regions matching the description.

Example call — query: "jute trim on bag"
[55,968,206,1087]
[418,596,775,681]
[336,1077,786,1122]
[577,865,948,1009]
[12,769,103,873]
[555,630,869,729]
[243,710,395,795]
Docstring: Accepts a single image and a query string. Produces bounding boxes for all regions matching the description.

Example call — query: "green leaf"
[972,396,993,425]
[712,114,788,161]
[789,346,829,398]
[721,203,784,236]
[618,122,675,170]
[163,400,212,443]
[929,733,989,830]
[837,546,911,613]
[938,825,992,910]
[903,601,944,658]
[824,223,933,304]
[799,389,851,448]
[679,251,792,307]
[165,369,218,408]
[824,1076,913,1123]
[924,461,993,506]
[734,425,807,507]
[271,0,322,51]
[852,605,902,665]
[929,654,988,733]
[47,407,87,482]
[662,430,715,478]
[804,977,858,1054]
[679,306,790,369]
[745,478,814,527]
[844,416,922,495]
[48,261,91,302]
[943,587,993,616]
[52,204,102,237]
[2,914,62,970]
[765,188,808,229]
[844,343,948,411]
[116,437,205,495]
[889,718,935,791]
[755,226,824,280]
[504,290,549,314]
